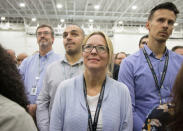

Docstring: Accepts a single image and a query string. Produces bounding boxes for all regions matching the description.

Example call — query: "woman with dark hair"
[0,44,37,131]
[170,63,183,130]
[142,64,183,131]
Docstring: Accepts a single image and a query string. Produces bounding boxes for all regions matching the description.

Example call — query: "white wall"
[113,33,142,54]
[113,33,183,54]
[0,30,183,56]
[0,30,65,56]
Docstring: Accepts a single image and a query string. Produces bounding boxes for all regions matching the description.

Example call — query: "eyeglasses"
[141,41,147,45]
[36,31,52,37]
[82,44,108,54]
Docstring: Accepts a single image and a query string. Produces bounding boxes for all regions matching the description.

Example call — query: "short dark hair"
[139,35,148,46]
[172,46,183,51]
[148,2,179,20]
[115,52,127,59]
[36,24,54,37]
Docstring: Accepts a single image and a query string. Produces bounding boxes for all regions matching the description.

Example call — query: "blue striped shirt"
[19,50,61,104]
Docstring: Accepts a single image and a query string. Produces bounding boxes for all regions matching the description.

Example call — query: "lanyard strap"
[83,76,106,131]
[142,48,169,104]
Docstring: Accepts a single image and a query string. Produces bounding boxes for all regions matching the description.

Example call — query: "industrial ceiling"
[0,0,183,36]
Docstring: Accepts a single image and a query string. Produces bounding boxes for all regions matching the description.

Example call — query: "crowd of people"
[0,2,183,131]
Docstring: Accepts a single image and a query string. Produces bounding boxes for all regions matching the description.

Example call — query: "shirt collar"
[61,55,83,65]
[39,50,54,58]
[143,45,169,58]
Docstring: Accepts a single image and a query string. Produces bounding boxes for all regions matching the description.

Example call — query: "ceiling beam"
[51,0,59,21]
[114,0,138,22]
[6,0,24,18]
[37,0,50,23]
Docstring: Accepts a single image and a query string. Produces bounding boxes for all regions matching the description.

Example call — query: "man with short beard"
[36,25,84,131]
[19,24,61,120]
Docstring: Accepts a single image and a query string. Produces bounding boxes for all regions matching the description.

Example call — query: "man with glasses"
[118,2,183,131]
[19,24,61,120]
[36,25,84,131]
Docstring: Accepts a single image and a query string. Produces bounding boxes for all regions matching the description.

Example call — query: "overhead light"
[174,23,178,26]
[132,5,137,10]
[118,21,123,24]
[1,17,5,21]
[94,5,100,10]
[57,4,63,9]
[19,3,25,7]
[89,19,94,23]
[60,19,65,23]
[32,18,36,22]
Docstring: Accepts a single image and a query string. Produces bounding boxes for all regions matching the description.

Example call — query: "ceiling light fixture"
[57,4,63,9]
[60,19,65,23]
[1,17,5,21]
[89,19,94,23]
[20,3,25,7]
[94,5,100,10]
[32,18,36,22]
[174,23,178,26]
[132,5,137,10]
[118,21,123,24]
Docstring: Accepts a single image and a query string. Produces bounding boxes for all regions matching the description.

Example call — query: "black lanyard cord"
[143,48,169,104]
[83,76,106,131]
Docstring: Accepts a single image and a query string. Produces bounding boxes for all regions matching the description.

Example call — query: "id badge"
[30,86,37,96]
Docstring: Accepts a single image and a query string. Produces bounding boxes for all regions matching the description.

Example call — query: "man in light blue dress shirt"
[118,2,183,131]
[19,24,61,119]
[36,25,84,131]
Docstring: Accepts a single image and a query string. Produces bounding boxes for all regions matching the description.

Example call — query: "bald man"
[17,53,28,66]
[36,25,84,131]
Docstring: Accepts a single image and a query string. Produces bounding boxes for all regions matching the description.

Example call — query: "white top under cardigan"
[50,74,133,131]
[87,94,102,131]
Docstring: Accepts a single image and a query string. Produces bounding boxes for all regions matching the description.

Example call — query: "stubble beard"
[66,47,81,56]
[39,41,50,51]
[66,49,78,56]
[156,36,167,44]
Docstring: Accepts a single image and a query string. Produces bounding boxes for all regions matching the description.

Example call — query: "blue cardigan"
[50,74,133,131]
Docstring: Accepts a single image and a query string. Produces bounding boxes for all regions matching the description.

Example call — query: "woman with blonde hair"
[50,31,132,131]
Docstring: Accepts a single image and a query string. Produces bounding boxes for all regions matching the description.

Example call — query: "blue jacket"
[50,74,133,131]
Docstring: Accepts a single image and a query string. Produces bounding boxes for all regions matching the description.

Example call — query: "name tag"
[30,86,37,96]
